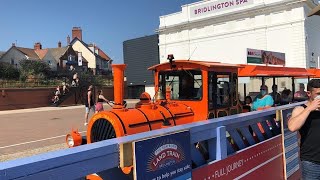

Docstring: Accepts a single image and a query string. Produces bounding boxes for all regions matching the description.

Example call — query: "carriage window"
[159,70,202,100]
[209,73,231,109]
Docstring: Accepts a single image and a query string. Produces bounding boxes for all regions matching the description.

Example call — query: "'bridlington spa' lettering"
[191,0,253,17]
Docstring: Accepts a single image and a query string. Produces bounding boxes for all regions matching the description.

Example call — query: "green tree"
[0,62,20,80]
[19,59,51,80]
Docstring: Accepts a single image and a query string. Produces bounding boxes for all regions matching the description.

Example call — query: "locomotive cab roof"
[148,60,240,72]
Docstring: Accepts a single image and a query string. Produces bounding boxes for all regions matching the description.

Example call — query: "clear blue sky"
[0,0,198,64]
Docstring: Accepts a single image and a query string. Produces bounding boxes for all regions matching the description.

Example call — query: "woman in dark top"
[95,90,110,113]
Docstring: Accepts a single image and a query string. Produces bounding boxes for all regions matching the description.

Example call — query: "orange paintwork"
[112,64,126,109]
[85,60,241,143]
[238,64,315,77]
[66,129,82,148]
[307,69,320,78]
[77,60,240,177]
[151,60,240,121]
[87,101,194,143]
[86,174,103,180]
[148,60,239,71]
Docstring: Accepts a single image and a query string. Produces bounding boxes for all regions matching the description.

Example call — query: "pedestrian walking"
[84,85,95,126]
[95,89,111,113]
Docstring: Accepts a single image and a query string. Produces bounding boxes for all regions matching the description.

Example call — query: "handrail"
[0,102,305,179]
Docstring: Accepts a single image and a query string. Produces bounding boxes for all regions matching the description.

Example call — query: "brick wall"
[0,86,119,111]
[0,88,55,110]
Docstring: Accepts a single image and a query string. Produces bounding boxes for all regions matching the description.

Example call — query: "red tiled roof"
[95,46,111,61]
[35,49,48,60]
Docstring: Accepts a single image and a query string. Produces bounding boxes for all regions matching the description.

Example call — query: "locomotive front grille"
[91,118,116,143]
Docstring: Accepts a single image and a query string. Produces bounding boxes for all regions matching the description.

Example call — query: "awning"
[307,69,320,78]
[238,64,315,77]
[308,4,320,17]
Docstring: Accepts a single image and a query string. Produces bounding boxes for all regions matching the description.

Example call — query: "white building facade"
[158,0,320,68]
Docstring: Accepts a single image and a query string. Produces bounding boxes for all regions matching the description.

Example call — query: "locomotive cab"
[149,59,241,121]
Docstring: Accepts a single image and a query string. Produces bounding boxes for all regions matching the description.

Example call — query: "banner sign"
[190,0,253,18]
[134,131,191,180]
[280,108,301,179]
[247,48,285,66]
[78,52,82,66]
[192,135,284,179]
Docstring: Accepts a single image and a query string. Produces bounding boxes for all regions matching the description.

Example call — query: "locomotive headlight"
[66,130,82,148]
[66,135,75,147]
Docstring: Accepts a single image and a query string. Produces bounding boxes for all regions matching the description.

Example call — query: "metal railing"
[0,103,303,180]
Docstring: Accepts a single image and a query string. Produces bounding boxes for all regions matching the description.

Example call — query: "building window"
[68,55,75,61]
[11,59,14,65]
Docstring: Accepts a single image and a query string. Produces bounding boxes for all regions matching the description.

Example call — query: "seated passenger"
[252,85,274,111]
[269,84,281,105]
[294,83,308,101]
[280,89,292,105]
[244,96,252,106]
[243,96,252,112]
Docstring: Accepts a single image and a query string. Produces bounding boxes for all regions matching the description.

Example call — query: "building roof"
[48,47,69,62]
[72,37,111,62]
[0,51,5,59]
[308,4,320,17]
[16,47,40,60]
[35,49,48,59]
[96,45,111,61]
[88,44,111,61]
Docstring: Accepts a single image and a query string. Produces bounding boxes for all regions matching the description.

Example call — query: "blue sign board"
[134,131,191,180]
[281,107,300,178]
[282,108,293,129]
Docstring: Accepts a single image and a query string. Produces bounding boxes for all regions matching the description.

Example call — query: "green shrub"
[19,59,51,80]
[0,62,20,80]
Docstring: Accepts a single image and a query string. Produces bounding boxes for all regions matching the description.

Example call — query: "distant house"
[69,27,112,75]
[0,51,5,59]
[42,45,87,71]
[0,27,111,74]
[0,42,87,71]
[0,44,41,68]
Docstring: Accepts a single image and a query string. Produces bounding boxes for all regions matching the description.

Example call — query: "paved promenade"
[0,99,139,161]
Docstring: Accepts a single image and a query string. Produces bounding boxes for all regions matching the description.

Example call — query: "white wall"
[72,41,96,69]
[304,5,320,68]
[145,85,155,99]
[159,0,312,68]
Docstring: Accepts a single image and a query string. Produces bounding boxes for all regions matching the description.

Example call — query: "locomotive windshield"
[159,70,202,100]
